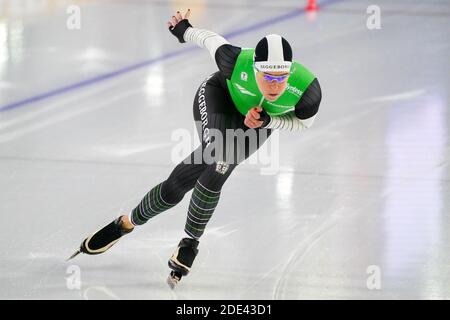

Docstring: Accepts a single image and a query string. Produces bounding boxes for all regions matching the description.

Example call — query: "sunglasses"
[254,67,290,83]
[261,73,289,83]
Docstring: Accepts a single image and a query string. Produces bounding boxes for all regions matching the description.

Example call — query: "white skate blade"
[67,249,81,261]
[167,273,181,289]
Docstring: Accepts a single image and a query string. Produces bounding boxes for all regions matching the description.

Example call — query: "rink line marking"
[0,77,126,132]
[273,215,340,299]
[272,191,386,299]
[93,143,174,157]
[1,155,449,183]
[364,89,426,103]
[0,87,143,143]
[0,47,195,113]
[0,0,341,113]
[272,198,374,299]
[237,260,291,299]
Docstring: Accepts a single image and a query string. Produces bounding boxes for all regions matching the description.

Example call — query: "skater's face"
[255,70,290,102]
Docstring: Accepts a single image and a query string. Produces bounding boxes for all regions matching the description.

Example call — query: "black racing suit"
[130,43,322,239]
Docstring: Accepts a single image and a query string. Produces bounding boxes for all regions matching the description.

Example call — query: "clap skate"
[67,215,134,260]
[167,237,199,289]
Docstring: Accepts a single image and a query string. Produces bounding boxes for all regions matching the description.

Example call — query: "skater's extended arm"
[168,10,240,79]
[245,79,322,131]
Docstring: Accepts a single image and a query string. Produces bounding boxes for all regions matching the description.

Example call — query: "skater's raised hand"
[245,107,264,128]
[167,9,191,29]
[168,9,193,43]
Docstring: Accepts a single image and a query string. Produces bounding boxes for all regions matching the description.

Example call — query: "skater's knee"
[197,161,237,191]
[162,175,192,203]
[167,174,190,193]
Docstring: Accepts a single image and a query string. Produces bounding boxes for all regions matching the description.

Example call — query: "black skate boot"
[167,238,199,289]
[67,216,134,260]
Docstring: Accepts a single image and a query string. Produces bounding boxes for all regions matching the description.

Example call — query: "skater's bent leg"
[183,126,272,239]
[160,147,207,204]
[167,162,236,281]
[184,162,237,239]
[130,147,206,226]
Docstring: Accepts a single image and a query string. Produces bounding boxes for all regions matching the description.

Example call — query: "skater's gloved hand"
[167,9,192,43]
[244,107,270,128]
